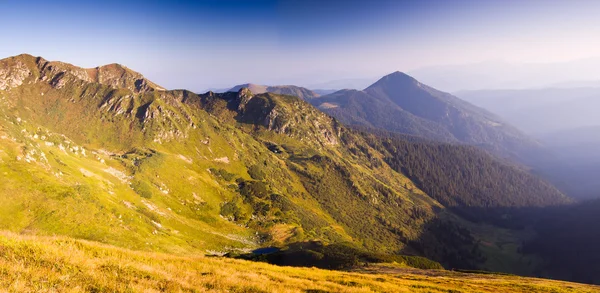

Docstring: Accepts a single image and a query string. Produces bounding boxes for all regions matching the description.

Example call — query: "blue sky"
[2,0,600,91]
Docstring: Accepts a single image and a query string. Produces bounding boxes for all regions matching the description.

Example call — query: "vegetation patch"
[231,241,444,271]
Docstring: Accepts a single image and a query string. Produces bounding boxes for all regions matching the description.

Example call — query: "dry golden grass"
[0,231,597,293]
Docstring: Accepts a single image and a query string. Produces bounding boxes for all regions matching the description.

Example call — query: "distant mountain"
[536,126,600,199]
[311,71,541,161]
[201,87,232,93]
[410,58,600,92]
[540,126,600,152]
[311,89,338,96]
[453,87,600,199]
[228,83,320,100]
[306,77,377,91]
[456,87,600,135]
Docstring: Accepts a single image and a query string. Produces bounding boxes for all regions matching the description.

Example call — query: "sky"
[2,0,600,91]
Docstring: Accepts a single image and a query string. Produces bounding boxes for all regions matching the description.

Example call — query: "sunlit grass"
[0,232,597,292]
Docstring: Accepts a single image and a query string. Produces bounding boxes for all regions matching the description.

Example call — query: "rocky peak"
[236,88,255,110]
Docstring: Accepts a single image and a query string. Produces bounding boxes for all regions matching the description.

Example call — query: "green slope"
[0,54,440,256]
[0,54,574,277]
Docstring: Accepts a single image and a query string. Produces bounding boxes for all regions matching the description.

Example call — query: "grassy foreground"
[0,232,597,292]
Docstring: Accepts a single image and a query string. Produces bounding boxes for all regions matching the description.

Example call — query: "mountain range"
[408,58,600,92]
[0,54,598,287]
[456,87,600,135]
[229,72,544,164]
[455,87,600,199]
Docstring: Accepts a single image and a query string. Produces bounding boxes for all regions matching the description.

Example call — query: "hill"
[1,232,597,292]
[311,72,541,161]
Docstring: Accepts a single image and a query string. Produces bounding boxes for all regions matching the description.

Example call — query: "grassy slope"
[0,102,254,254]
[0,232,597,293]
[0,55,438,256]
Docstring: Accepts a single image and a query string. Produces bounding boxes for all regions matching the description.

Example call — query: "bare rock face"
[233,88,339,146]
[0,58,31,90]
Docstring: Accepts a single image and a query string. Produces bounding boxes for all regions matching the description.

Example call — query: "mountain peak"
[12,53,37,61]
[367,71,418,89]
[227,83,320,100]
[389,71,411,77]
[229,83,268,94]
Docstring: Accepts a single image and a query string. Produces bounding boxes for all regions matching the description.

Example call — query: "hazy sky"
[2,0,600,91]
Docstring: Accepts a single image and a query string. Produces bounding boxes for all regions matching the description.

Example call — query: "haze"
[3,0,600,91]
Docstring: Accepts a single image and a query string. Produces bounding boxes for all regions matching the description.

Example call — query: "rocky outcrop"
[92,63,165,93]
[0,58,31,90]
[233,89,339,146]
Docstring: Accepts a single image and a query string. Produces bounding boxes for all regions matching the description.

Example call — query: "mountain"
[228,83,320,100]
[306,77,377,91]
[311,89,338,96]
[0,54,578,280]
[455,87,600,199]
[536,126,600,199]
[540,126,600,161]
[456,87,600,135]
[311,72,541,161]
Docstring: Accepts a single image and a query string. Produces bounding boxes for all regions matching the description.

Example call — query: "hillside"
[360,129,569,224]
[0,54,447,258]
[311,72,542,161]
[1,232,597,293]
[0,54,577,278]
[456,87,600,199]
